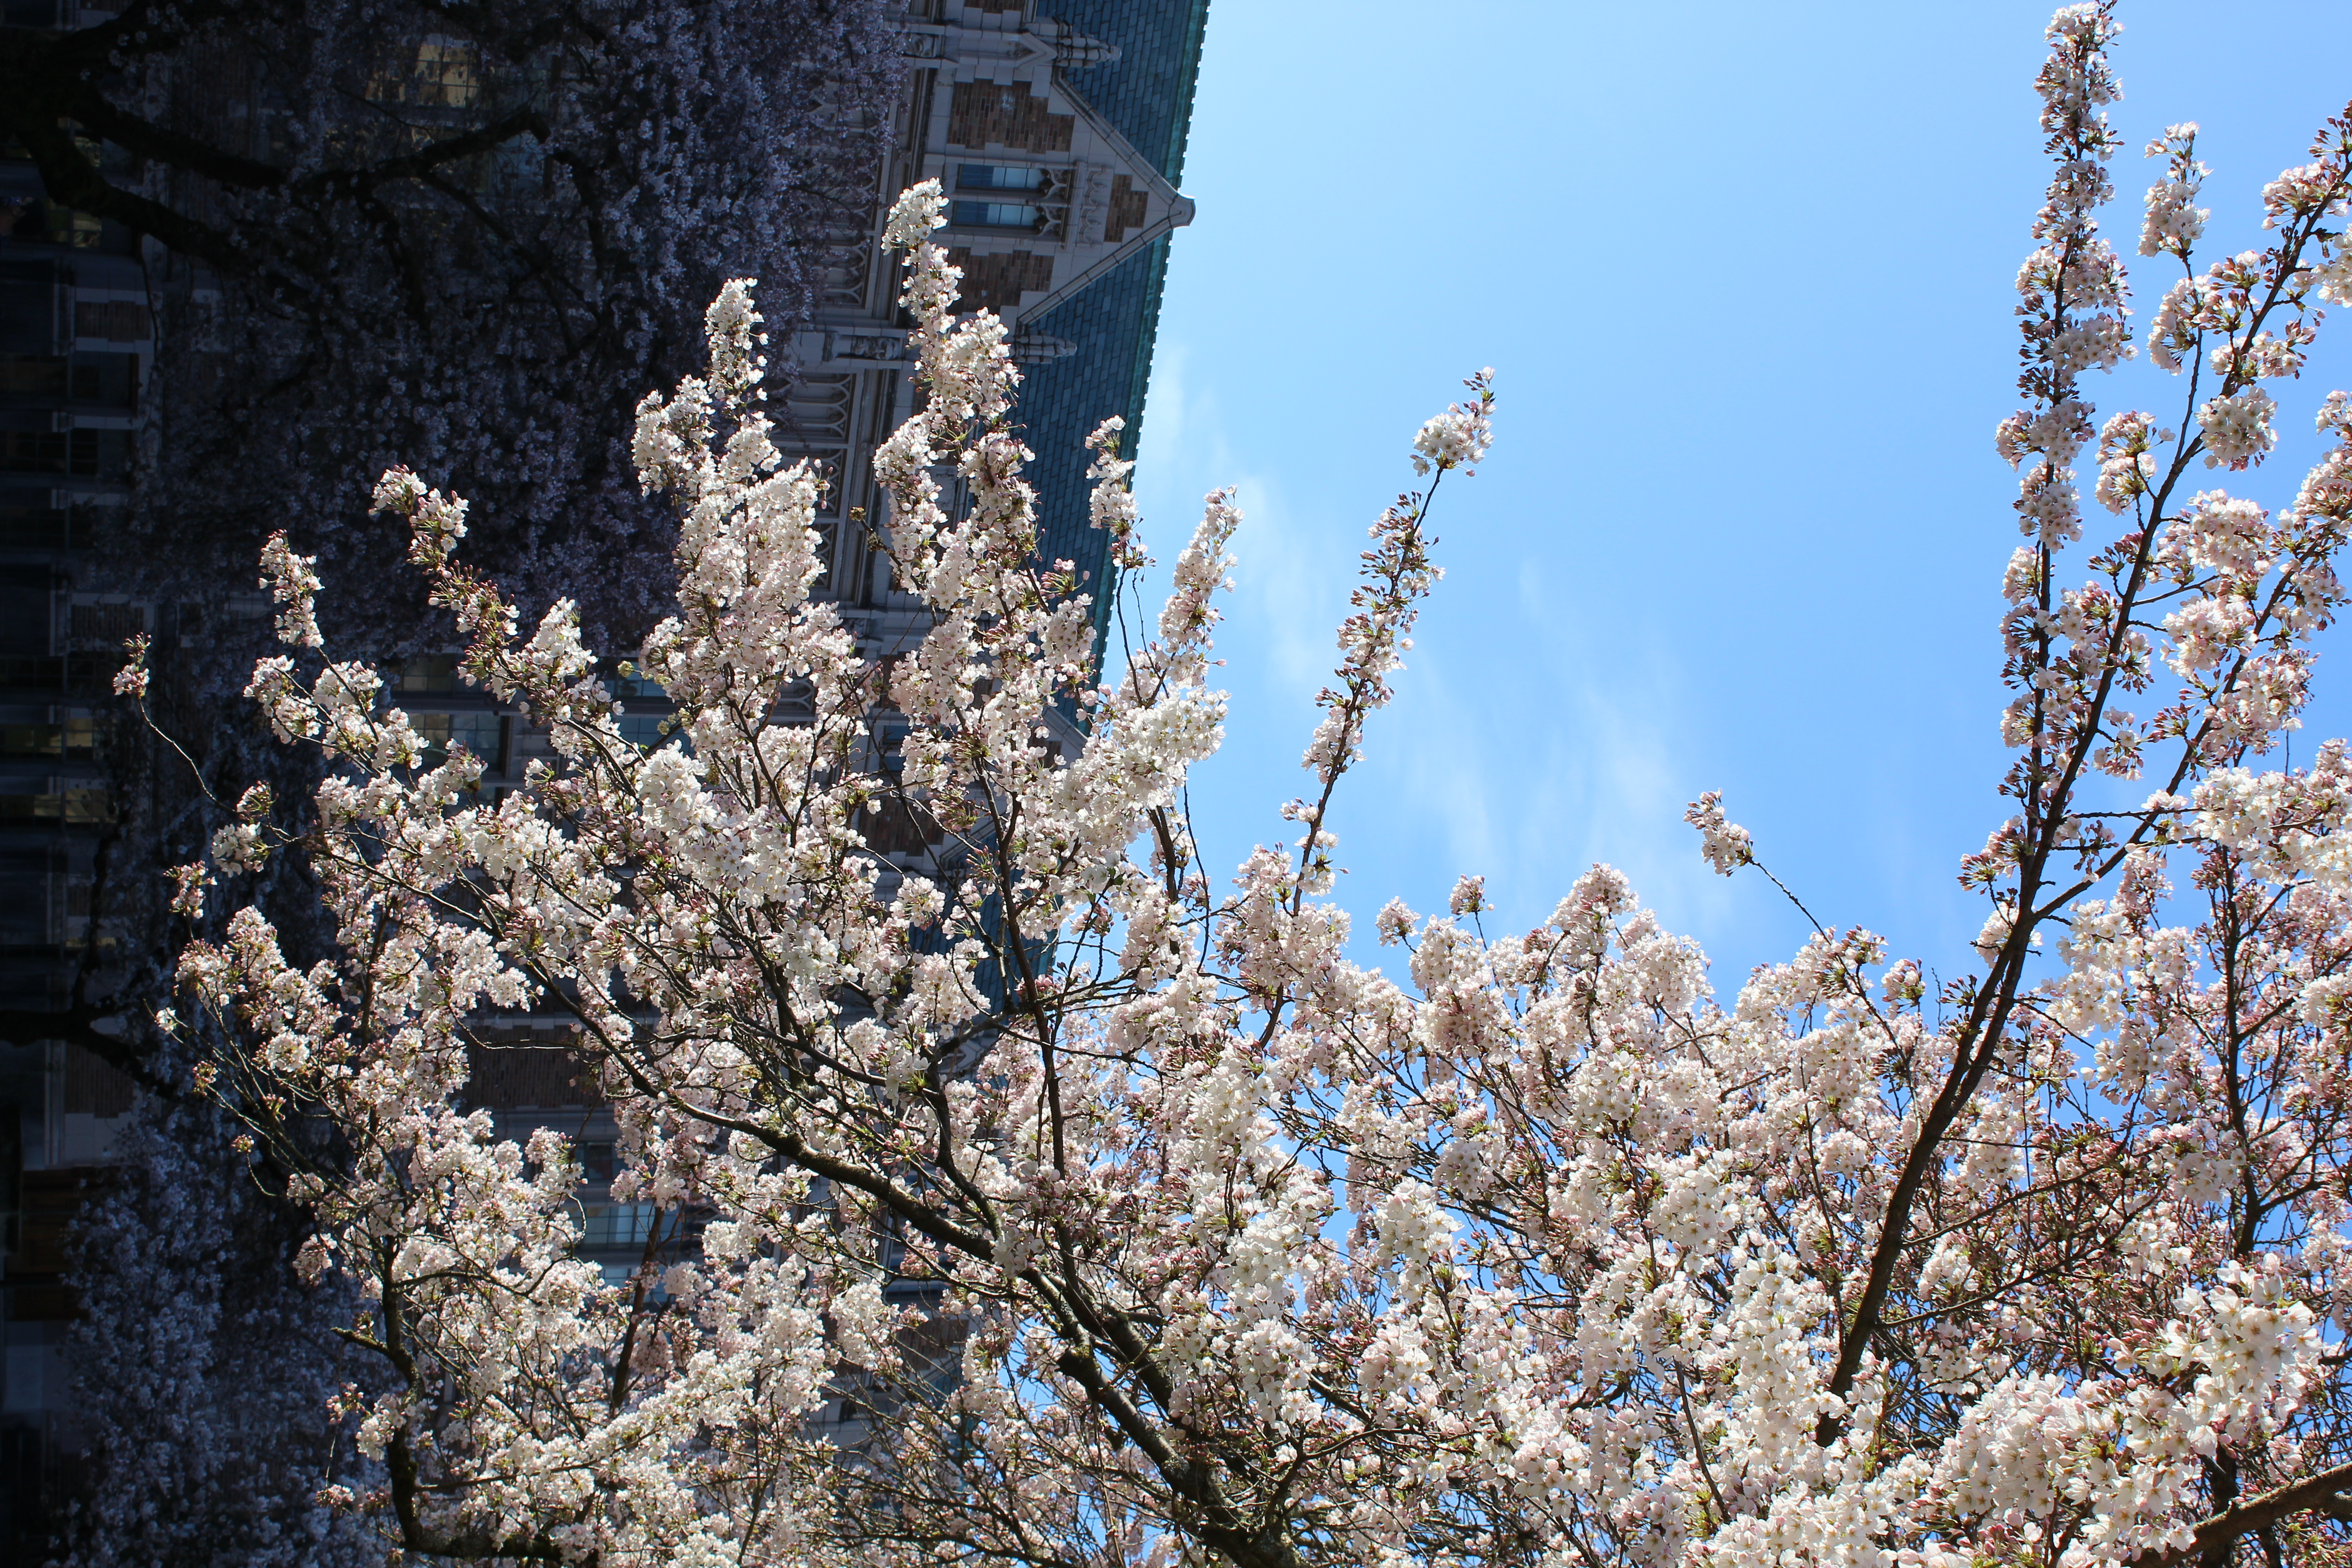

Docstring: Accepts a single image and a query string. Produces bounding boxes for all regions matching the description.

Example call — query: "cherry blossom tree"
[131,5,2352,1563]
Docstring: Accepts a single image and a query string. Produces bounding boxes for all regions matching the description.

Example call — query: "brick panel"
[463,1039,601,1111]
[866,796,946,855]
[946,82,1073,152]
[62,1044,134,1115]
[68,602,143,643]
[946,248,1053,312]
[1103,174,1148,243]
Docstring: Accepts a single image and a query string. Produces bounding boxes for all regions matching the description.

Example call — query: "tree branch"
[2131,1462,2352,1568]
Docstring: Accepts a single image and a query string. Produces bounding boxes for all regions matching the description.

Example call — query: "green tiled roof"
[1019,0,1210,663]
[1049,0,1210,181]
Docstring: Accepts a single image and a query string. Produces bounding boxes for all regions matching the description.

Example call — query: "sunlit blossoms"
[2198,385,2279,469]
[1684,789,1755,875]
[1410,372,1497,476]
[2141,123,2209,260]
[131,6,2352,1567]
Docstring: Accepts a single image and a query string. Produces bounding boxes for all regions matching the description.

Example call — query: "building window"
[580,1203,657,1250]
[0,357,67,397]
[956,163,1045,193]
[950,200,1043,231]
[412,36,481,108]
[67,353,137,409]
[369,34,481,108]
[66,429,129,479]
[0,787,111,824]
[394,654,458,695]
[617,713,690,755]
[0,430,115,479]
[413,711,507,771]
[608,668,667,700]
[39,203,103,250]
[0,717,97,760]
[579,1140,617,1183]
[0,431,64,475]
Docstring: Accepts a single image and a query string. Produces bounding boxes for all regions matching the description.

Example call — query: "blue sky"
[1117,0,2352,991]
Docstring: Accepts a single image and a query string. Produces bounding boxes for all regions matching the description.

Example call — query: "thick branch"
[0,105,248,272]
[2132,1462,2352,1568]
[319,107,550,192]
[0,1004,180,1102]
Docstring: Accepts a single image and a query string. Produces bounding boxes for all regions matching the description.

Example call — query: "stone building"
[0,0,1209,1554]
[0,154,156,1554]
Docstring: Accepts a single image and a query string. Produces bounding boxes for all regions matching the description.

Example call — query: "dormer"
[917,6,1195,325]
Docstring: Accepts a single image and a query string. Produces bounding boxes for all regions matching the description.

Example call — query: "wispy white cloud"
[1135,348,1778,984]
[1135,338,1347,703]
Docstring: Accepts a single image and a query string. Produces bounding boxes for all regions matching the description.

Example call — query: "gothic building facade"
[791,0,1203,636]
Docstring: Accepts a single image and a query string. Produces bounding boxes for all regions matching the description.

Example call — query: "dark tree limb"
[2132,1462,2352,1568]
